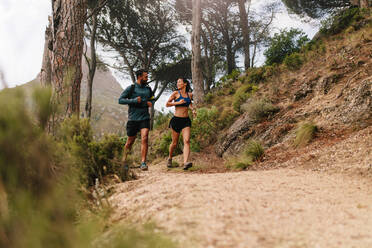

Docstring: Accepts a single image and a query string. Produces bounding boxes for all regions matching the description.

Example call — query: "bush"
[244,140,264,162]
[156,130,183,156]
[233,84,258,112]
[191,107,219,150]
[59,117,126,186]
[264,28,309,66]
[0,87,176,248]
[320,7,363,35]
[245,67,266,84]
[243,99,280,122]
[154,111,172,129]
[294,122,318,147]
[284,53,304,71]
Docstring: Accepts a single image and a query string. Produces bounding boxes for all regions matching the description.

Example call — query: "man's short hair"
[136,69,148,79]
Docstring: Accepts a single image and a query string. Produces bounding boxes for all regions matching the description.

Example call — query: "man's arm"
[118,86,139,105]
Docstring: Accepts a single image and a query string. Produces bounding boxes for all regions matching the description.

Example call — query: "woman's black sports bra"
[175,90,191,107]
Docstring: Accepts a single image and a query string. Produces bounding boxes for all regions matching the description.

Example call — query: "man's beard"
[140,79,148,84]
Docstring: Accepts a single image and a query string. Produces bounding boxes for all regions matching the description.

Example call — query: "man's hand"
[137,96,142,103]
[147,101,153,107]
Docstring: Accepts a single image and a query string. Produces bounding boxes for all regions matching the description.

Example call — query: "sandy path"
[110,164,372,248]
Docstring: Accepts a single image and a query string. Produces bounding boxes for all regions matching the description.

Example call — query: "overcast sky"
[0,0,319,91]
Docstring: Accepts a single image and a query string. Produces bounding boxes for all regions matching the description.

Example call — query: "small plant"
[284,53,304,71]
[244,67,266,84]
[243,99,280,122]
[191,107,219,150]
[245,140,264,162]
[233,84,258,112]
[294,122,318,147]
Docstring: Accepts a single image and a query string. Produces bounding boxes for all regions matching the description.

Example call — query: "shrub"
[217,107,239,130]
[284,53,304,71]
[294,122,318,147]
[0,87,176,248]
[245,67,266,84]
[154,111,172,129]
[244,140,264,162]
[204,92,214,103]
[233,84,258,112]
[191,107,219,150]
[320,7,363,35]
[59,117,126,186]
[243,99,280,122]
[156,130,183,156]
[265,28,309,65]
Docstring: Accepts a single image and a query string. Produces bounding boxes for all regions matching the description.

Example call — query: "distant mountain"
[19,53,128,137]
[80,57,128,136]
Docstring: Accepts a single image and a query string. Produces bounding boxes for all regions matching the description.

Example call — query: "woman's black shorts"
[169,116,191,133]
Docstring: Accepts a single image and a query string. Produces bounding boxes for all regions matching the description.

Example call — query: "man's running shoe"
[140,162,148,171]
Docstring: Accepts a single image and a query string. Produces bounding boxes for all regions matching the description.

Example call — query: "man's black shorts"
[126,119,150,137]
[169,116,191,133]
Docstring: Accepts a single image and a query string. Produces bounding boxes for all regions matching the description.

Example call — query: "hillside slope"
[212,11,371,175]
[20,53,128,136]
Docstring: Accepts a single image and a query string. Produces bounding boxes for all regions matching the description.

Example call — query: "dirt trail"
[110,162,372,248]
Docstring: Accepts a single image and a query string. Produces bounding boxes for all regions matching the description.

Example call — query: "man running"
[119,69,154,171]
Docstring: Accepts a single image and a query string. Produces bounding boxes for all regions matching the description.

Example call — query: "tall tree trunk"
[238,0,251,70]
[191,0,204,105]
[51,0,87,118]
[226,41,235,74]
[351,0,371,7]
[84,11,98,119]
[40,16,53,86]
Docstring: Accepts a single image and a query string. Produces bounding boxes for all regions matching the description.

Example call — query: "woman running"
[166,78,196,170]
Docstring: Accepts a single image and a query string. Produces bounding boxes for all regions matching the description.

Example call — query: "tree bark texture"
[85,11,98,119]
[191,0,204,105]
[40,16,53,87]
[351,0,371,7]
[238,0,251,70]
[51,0,87,118]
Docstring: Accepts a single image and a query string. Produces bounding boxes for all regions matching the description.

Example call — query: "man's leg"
[122,136,136,164]
[140,128,149,163]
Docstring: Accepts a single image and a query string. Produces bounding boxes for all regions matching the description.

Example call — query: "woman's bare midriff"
[175,106,189,118]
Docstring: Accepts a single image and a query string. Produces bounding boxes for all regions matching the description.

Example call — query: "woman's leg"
[181,127,191,164]
[169,129,180,159]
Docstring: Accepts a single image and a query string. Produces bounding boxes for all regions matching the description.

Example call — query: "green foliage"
[244,67,266,84]
[218,69,241,84]
[155,131,182,157]
[284,52,304,70]
[154,111,172,129]
[294,122,318,147]
[264,28,309,66]
[320,7,363,35]
[0,88,80,248]
[281,0,351,19]
[32,86,55,130]
[243,99,280,122]
[59,117,125,186]
[233,84,258,112]
[204,92,214,103]
[244,140,264,162]
[191,107,219,151]
[0,87,175,248]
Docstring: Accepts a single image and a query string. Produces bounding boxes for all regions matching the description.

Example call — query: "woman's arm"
[166,92,177,107]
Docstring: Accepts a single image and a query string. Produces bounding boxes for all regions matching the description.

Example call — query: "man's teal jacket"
[118,83,155,121]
